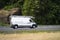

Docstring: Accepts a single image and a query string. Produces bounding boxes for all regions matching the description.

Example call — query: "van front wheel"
[31,24,37,28]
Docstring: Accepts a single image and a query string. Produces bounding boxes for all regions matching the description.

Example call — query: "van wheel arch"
[31,24,37,28]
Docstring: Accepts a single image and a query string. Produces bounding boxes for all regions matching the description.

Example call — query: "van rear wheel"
[13,25,18,29]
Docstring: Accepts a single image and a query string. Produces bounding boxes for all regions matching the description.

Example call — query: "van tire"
[13,25,18,29]
[31,24,37,28]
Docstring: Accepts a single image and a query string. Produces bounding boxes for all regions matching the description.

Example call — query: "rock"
[0,8,22,24]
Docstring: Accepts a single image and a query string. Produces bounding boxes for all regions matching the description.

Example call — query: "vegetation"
[23,0,60,25]
[0,0,60,25]
[0,21,9,26]
[0,30,60,34]
[0,32,60,40]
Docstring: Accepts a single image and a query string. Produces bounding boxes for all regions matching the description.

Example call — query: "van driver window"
[29,19,33,22]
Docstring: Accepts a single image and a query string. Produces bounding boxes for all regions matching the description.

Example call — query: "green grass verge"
[0,30,60,34]
[0,22,9,26]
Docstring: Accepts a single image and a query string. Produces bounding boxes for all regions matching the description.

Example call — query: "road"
[0,25,60,32]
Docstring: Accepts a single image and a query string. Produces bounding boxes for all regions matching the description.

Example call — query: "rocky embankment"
[0,8,21,23]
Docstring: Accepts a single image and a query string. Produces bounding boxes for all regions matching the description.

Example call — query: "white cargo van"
[10,15,37,29]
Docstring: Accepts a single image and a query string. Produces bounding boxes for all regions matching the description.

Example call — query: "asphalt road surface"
[0,25,60,32]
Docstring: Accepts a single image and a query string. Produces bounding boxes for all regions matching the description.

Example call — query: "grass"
[0,31,60,40]
[0,30,60,34]
[0,21,9,26]
[0,27,60,40]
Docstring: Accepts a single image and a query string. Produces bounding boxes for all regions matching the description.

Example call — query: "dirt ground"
[0,32,60,40]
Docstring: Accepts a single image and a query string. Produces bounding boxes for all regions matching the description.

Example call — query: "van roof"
[10,15,34,18]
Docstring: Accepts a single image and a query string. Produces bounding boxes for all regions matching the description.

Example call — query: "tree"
[23,0,60,25]
[0,0,24,9]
